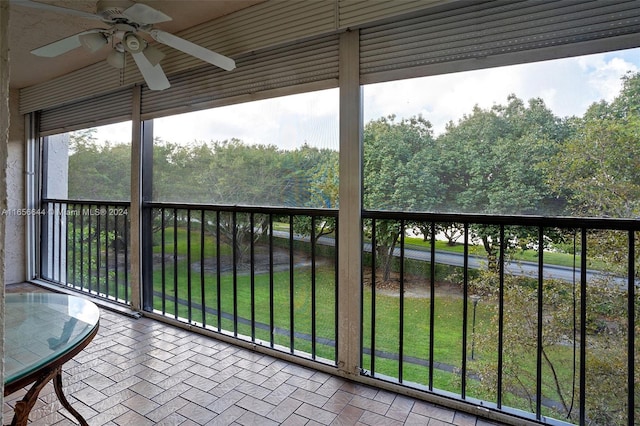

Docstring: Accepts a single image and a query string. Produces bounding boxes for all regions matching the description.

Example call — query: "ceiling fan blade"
[131,51,170,91]
[31,29,104,57]
[149,29,236,71]
[10,0,102,20]
[123,3,172,24]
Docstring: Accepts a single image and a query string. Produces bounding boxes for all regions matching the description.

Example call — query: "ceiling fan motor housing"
[96,0,135,21]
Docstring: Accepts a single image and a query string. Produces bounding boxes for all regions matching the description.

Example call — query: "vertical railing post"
[579,227,587,426]
[536,226,544,419]
[497,224,505,408]
[627,230,635,426]
[461,222,469,398]
[337,29,362,376]
[428,221,436,390]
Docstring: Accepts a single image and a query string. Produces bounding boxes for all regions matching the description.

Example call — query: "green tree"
[363,115,441,281]
[437,95,567,269]
[288,145,339,243]
[547,72,640,219]
[67,129,130,201]
[473,270,639,425]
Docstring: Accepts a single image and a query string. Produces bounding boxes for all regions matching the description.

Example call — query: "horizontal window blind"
[141,34,339,118]
[360,0,640,83]
[39,88,133,135]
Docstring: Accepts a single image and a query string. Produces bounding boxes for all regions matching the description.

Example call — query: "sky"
[94,46,640,149]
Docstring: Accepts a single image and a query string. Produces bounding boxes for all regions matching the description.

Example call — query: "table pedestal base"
[9,365,88,426]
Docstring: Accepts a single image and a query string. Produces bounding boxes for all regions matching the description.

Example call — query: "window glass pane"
[363,47,640,218]
[44,122,132,201]
[151,89,339,207]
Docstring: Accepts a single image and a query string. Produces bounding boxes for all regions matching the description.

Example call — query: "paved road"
[276,231,629,287]
[380,243,607,284]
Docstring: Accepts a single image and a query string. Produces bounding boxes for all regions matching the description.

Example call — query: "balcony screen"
[151,89,339,208]
[44,121,132,202]
[362,47,640,218]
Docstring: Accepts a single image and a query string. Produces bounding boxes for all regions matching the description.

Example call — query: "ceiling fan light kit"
[18,0,236,90]
[123,32,144,53]
[78,32,107,53]
[106,49,125,69]
[142,44,165,67]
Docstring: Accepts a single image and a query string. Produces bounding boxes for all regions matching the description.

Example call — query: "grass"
[403,235,611,270]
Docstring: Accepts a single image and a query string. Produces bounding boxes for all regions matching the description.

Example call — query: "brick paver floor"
[3,284,505,425]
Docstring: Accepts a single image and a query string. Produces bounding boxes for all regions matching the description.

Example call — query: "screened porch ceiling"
[8,0,264,89]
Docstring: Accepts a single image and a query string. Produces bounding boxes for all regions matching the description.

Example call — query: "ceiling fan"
[14,0,236,90]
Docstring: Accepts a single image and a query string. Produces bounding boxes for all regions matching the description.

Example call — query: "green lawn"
[403,236,594,269]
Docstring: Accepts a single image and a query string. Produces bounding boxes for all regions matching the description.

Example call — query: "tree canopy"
[63,71,640,222]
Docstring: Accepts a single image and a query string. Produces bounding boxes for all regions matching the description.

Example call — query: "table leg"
[11,368,57,426]
[9,366,88,426]
[53,367,89,426]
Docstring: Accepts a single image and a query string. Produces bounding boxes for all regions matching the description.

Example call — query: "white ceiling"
[8,0,263,89]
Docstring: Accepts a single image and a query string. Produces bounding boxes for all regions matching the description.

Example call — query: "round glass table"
[4,293,100,426]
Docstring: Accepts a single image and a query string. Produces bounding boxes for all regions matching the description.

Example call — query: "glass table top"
[4,293,100,385]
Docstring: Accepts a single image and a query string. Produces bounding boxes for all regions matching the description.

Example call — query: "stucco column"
[5,89,25,284]
[337,30,362,376]
[1,1,11,422]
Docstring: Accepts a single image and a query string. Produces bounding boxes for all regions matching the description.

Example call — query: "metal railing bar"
[536,226,544,419]
[71,203,77,288]
[187,209,192,323]
[250,213,256,342]
[579,228,587,426]
[370,219,377,376]
[96,210,102,295]
[428,221,436,391]
[123,210,129,302]
[173,208,178,319]
[362,210,640,231]
[80,208,84,290]
[269,213,275,348]
[216,211,222,332]
[105,209,110,298]
[43,198,130,207]
[497,224,505,409]
[232,211,238,336]
[200,210,206,327]
[87,206,93,293]
[628,230,635,426]
[289,215,295,353]
[57,202,63,281]
[51,203,56,281]
[161,208,167,314]
[461,222,469,399]
[113,212,119,300]
[145,201,338,218]
[311,215,317,359]
[399,219,405,383]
